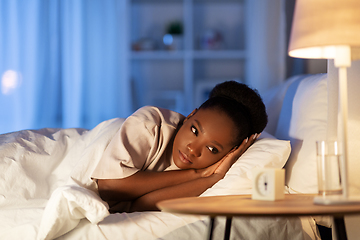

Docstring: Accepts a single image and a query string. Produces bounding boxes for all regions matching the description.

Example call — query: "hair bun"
[209,80,268,134]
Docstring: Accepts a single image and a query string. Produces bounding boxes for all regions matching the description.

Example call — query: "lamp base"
[314,195,360,205]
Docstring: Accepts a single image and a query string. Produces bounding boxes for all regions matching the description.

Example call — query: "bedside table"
[157,194,360,240]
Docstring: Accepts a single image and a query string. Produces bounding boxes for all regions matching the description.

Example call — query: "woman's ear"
[183,108,198,123]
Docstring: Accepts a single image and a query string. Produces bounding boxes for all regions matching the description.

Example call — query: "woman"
[92,80,268,212]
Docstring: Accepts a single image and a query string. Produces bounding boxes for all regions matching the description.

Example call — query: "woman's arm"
[98,135,256,211]
[129,136,255,212]
[97,168,204,202]
[129,172,222,212]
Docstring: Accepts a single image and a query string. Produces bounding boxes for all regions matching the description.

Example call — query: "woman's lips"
[179,150,192,164]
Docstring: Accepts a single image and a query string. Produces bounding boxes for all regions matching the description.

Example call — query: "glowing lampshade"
[288,0,360,62]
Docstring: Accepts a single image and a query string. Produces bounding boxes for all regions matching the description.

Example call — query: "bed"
[0,74,327,240]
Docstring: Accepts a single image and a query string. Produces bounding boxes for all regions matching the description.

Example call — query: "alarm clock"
[252,168,285,201]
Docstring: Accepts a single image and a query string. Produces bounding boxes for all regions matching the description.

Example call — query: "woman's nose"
[187,142,201,157]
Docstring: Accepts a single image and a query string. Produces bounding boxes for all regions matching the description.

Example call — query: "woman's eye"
[208,146,219,154]
[191,125,198,136]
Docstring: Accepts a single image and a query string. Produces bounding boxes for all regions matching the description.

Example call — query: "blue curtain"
[0,0,131,134]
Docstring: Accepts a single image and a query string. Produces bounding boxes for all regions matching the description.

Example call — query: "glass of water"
[316,140,343,196]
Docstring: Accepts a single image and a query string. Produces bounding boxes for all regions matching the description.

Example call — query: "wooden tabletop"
[157,194,360,218]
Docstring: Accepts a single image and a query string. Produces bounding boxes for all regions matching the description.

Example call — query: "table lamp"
[288,0,360,204]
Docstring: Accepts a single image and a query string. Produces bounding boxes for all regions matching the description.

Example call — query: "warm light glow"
[334,141,338,155]
[289,45,352,68]
[1,70,22,95]
[321,141,326,155]
[288,0,360,61]
[289,46,337,59]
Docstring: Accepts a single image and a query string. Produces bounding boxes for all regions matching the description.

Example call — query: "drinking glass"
[316,140,343,196]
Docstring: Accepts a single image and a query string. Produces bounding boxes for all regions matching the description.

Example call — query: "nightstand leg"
[334,217,347,240]
[224,217,232,240]
[207,217,215,240]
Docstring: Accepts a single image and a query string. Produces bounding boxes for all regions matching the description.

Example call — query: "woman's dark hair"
[199,80,268,146]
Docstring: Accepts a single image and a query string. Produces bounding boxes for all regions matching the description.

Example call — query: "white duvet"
[0,118,319,240]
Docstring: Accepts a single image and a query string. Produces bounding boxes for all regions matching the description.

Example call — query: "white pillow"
[283,74,328,193]
[262,75,308,136]
[201,132,291,196]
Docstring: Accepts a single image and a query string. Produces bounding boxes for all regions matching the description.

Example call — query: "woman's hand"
[196,158,224,178]
[214,133,259,177]
[196,133,260,178]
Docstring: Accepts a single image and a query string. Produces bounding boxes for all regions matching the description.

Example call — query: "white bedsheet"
[0,118,319,240]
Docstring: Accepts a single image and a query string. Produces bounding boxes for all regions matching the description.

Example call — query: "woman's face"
[173,108,237,170]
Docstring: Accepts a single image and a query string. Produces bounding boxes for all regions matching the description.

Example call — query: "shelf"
[128,0,247,113]
[132,0,182,3]
[193,50,246,59]
[131,50,246,60]
[131,51,185,60]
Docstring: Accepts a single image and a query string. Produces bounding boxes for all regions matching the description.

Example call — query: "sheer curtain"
[0,0,131,134]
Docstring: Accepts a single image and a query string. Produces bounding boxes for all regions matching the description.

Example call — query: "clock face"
[252,168,285,201]
[256,172,272,196]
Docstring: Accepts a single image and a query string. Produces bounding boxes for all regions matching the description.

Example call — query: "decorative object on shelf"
[163,20,183,50]
[132,38,156,51]
[199,29,224,50]
[288,0,360,204]
[252,168,285,201]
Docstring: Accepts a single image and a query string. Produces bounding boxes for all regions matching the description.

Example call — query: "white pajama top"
[91,106,184,180]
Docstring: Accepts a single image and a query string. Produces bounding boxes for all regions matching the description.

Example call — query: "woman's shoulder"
[128,106,185,130]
